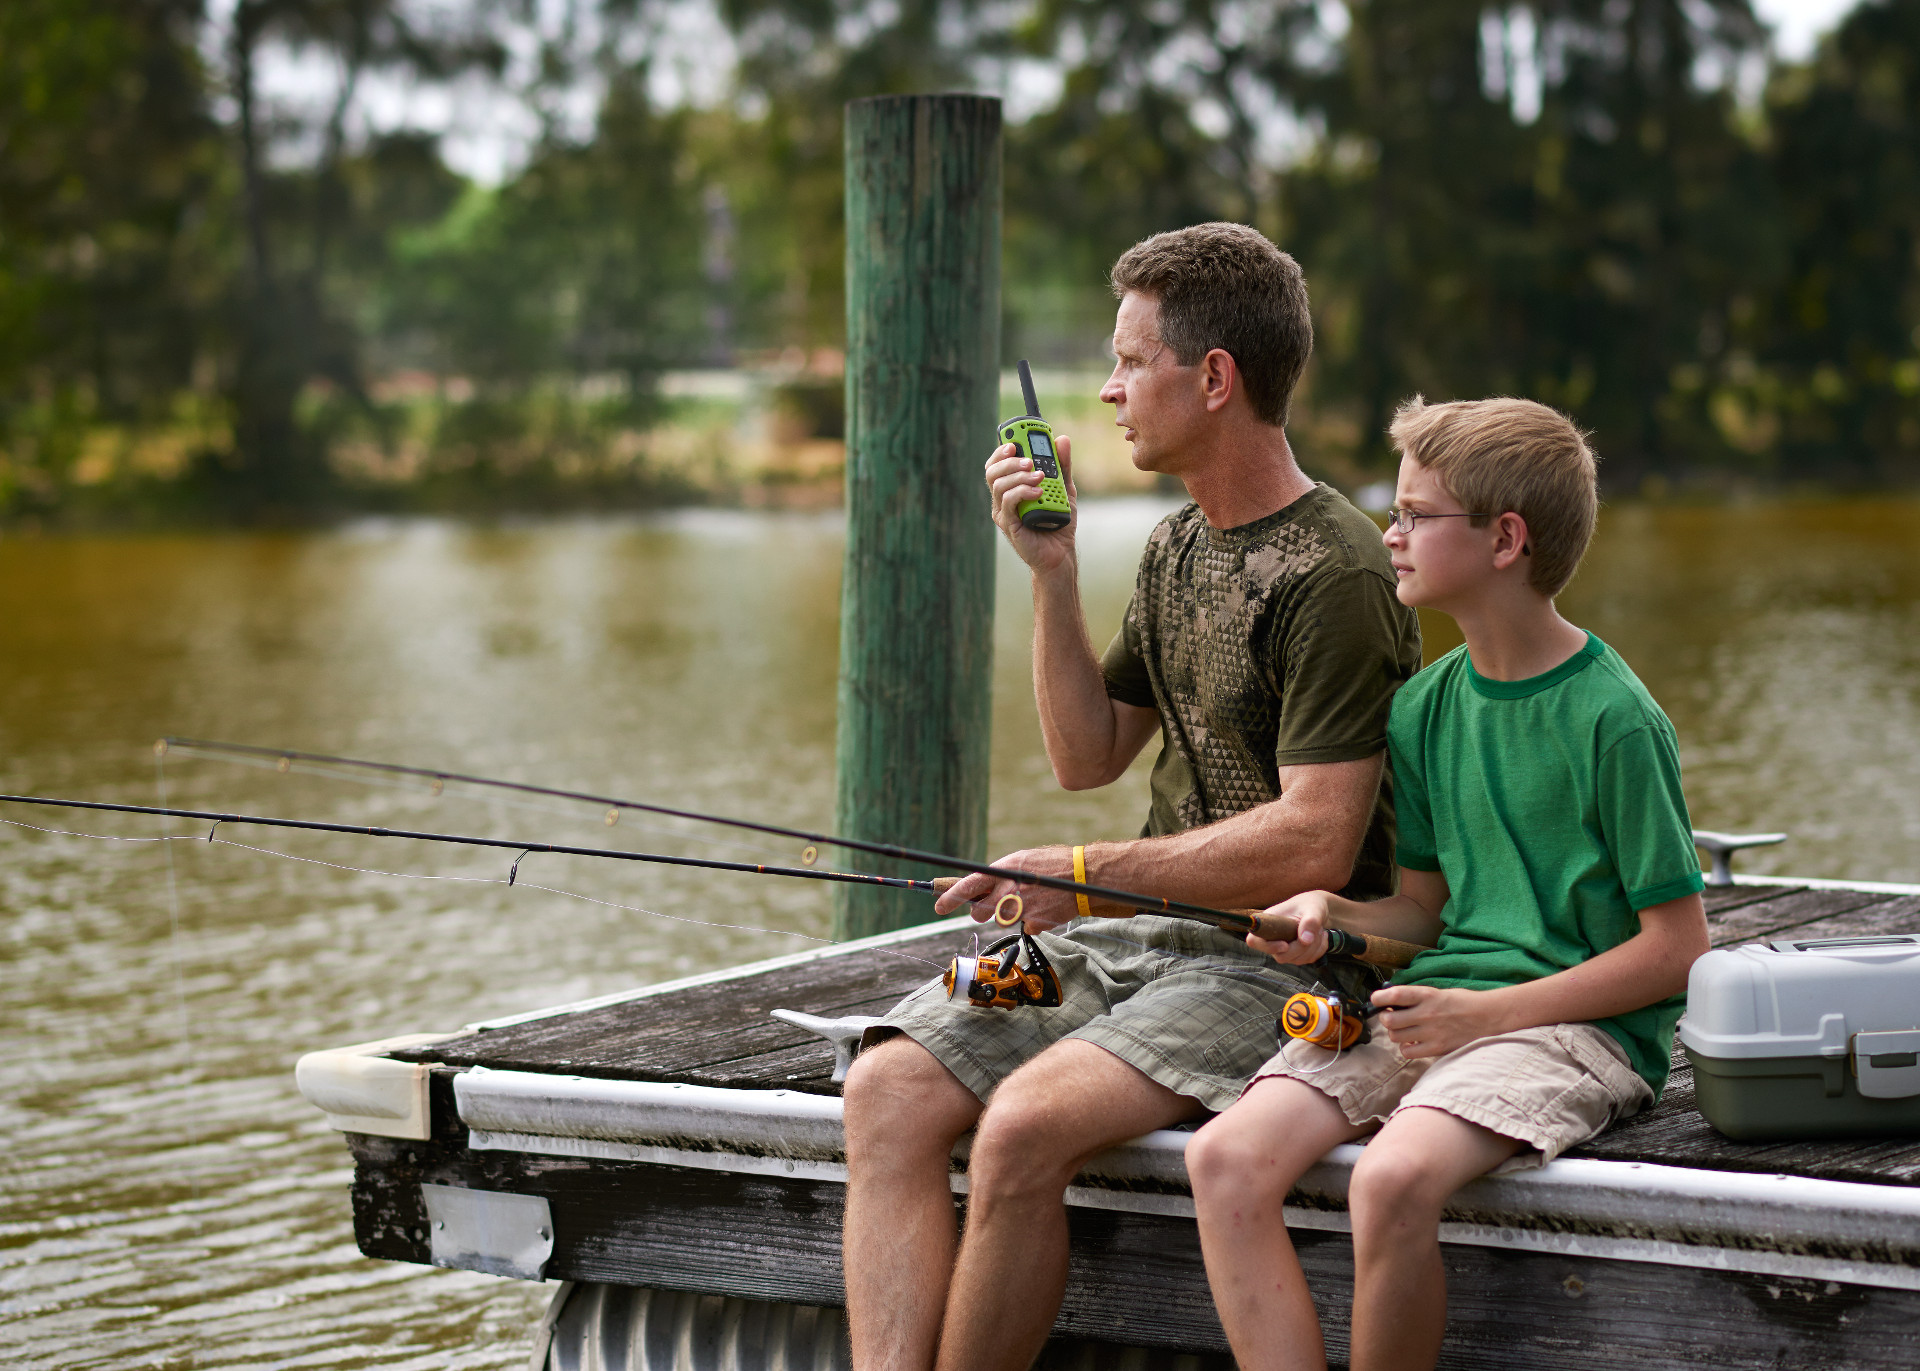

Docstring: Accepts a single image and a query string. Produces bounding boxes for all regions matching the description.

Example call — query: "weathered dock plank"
[1705,887,1891,946]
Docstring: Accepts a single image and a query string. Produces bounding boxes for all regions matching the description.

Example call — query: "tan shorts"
[1253,1022,1653,1173]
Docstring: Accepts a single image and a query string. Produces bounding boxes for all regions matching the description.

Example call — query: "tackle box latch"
[1852,1029,1920,1100]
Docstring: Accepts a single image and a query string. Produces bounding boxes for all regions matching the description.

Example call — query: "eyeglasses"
[1386,507,1491,533]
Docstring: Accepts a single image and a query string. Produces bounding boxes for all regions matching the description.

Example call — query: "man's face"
[1383,456,1496,610]
[1099,293,1203,474]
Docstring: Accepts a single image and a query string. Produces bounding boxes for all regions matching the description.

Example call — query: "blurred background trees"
[2,0,1917,519]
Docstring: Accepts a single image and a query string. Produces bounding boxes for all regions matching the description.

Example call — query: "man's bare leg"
[842,1036,986,1371]
[1345,1106,1521,1371]
[933,1039,1203,1371]
[1189,1076,1370,1371]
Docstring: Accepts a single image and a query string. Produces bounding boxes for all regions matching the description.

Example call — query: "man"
[840,222,1422,1371]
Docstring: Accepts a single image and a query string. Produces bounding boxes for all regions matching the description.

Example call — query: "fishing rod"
[0,793,955,898]
[159,737,1293,935]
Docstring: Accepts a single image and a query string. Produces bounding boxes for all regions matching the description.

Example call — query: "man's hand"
[1370,984,1513,1060]
[988,435,1077,574]
[932,845,1083,933]
[1244,891,1336,964]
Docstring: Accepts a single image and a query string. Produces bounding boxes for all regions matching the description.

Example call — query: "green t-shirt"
[1100,484,1422,900]
[1389,633,1704,1094]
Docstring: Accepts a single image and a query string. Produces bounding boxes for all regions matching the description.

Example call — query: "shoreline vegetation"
[5,361,1907,532]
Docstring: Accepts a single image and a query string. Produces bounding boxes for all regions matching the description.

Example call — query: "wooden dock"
[299,879,1920,1369]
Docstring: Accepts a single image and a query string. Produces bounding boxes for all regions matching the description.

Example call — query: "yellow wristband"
[1072,845,1092,919]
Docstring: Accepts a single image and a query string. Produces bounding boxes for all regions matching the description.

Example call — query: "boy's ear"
[1491,511,1531,572]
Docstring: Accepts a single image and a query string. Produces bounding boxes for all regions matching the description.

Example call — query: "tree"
[1759,0,1920,482]
[0,0,221,512]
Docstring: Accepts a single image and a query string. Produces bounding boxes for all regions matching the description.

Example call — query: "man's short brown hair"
[1389,396,1599,597]
[1109,223,1312,426]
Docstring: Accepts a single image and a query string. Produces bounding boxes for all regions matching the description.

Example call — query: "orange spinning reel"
[1281,988,1376,1051]
[945,930,1063,1010]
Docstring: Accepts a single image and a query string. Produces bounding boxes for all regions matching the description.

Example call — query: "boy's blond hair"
[1389,396,1598,597]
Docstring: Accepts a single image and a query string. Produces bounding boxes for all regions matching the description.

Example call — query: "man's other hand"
[932,845,1083,932]
[987,436,1077,573]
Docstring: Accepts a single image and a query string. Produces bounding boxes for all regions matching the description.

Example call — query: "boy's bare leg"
[1345,1105,1524,1371]
[842,1036,987,1371]
[1189,1076,1371,1371]
[933,1038,1204,1371]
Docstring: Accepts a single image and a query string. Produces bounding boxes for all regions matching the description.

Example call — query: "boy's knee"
[1187,1112,1308,1209]
[1348,1142,1451,1225]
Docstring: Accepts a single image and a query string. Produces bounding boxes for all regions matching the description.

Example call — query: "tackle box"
[1678,933,1920,1141]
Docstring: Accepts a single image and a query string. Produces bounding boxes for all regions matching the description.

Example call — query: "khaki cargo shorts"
[873,914,1379,1114]
[1255,1021,1654,1172]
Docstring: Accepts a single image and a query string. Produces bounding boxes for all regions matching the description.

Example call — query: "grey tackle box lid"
[1678,935,1920,1065]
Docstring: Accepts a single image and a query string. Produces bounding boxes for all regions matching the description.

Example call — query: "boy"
[1186,396,1710,1371]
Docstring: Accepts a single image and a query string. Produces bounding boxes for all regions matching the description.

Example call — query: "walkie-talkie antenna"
[1017,359,1042,420]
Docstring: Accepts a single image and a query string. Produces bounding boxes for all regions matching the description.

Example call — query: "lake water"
[2,496,1917,1366]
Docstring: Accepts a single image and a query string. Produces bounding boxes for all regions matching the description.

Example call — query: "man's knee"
[966,1050,1137,1193]
[844,1034,980,1160]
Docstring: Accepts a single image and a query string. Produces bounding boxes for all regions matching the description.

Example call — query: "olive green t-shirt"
[1099,484,1422,901]
[1390,633,1706,1095]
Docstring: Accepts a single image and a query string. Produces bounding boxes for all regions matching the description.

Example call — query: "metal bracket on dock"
[1692,829,1787,886]
[421,1182,555,1280]
[769,1009,883,1083]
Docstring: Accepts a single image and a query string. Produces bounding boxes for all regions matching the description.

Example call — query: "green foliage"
[0,0,225,511]
[7,0,1920,520]
[1758,0,1920,481]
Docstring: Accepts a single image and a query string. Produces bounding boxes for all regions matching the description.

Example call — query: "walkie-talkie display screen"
[1029,433,1054,458]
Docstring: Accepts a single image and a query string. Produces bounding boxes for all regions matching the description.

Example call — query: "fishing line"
[157,738,1273,931]
[186,746,805,867]
[154,748,203,1222]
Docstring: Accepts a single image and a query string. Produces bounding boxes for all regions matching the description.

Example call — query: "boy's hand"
[1370,984,1513,1059]
[1245,891,1335,964]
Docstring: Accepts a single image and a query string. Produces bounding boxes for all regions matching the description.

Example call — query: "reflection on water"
[2,497,1917,1365]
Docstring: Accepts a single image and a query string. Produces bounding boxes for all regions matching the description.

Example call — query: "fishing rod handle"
[928,879,1424,970]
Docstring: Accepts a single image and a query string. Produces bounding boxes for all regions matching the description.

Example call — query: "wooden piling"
[833,95,1002,940]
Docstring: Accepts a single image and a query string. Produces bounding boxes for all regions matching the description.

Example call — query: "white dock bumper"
[294,1032,468,1140]
[454,1067,1920,1292]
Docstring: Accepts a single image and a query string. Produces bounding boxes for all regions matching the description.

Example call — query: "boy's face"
[1383,455,1500,610]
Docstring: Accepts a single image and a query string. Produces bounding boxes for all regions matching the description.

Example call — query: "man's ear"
[1491,511,1531,571]
[1200,348,1238,413]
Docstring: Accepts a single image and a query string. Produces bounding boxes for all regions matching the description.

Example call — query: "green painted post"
[833,94,1002,941]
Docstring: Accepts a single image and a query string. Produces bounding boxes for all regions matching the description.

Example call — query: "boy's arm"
[1247,865,1449,962]
[1371,892,1710,1060]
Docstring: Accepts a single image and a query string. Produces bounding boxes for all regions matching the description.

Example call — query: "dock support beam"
[834,95,1002,940]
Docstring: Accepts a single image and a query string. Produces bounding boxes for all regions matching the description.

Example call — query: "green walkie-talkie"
[1002,359,1072,531]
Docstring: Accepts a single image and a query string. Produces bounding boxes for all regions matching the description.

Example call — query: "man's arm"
[987,435,1162,789]
[934,752,1384,930]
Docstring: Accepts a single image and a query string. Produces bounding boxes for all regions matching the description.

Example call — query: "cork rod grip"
[1238,909,1427,970]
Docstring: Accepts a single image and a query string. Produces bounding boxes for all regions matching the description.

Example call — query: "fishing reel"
[1281,987,1378,1051]
[945,930,1063,1010]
